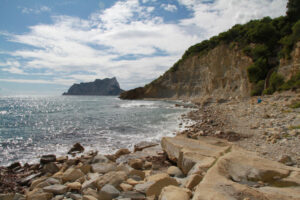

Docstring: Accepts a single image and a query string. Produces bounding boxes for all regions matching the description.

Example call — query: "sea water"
[0,96,188,166]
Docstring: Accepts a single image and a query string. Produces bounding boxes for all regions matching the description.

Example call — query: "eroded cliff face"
[278,41,300,80]
[121,44,253,100]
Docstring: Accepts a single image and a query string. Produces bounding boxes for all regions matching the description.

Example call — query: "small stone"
[114,148,131,159]
[43,184,68,195]
[134,141,158,152]
[126,178,139,186]
[128,159,144,170]
[158,185,191,200]
[119,191,146,200]
[120,183,133,191]
[98,184,120,200]
[82,195,98,200]
[144,161,152,169]
[91,154,109,164]
[7,162,21,170]
[56,156,68,163]
[278,155,293,165]
[91,162,117,174]
[167,166,184,178]
[40,155,56,165]
[42,162,59,174]
[62,168,85,183]
[185,174,202,190]
[68,143,84,154]
[67,182,82,190]
[26,192,53,200]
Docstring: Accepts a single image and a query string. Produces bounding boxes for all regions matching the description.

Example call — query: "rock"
[167,166,184,178]
[192,146,300,200]
[43,184,68,195]
[129,169,145,180]
[63,77,124,96]
[98,184,120,200]
[158,185,191,200]
[144,161,152,169]
[82,195,98,200]
[278,155,293,166]
[185,174,202,190]
[143,173,179,197]
[42,162,59,174]
[67,182,82,190]
[51,195,64,200]
[46,177,61,185]
[161,136,229,174]
[68,193,82,200]
[78,163,91,174]
[82,188,99,198]
[30,177,48,190]
[13,193,25,200]
[62,168,85,183]
[120,183,133,191]
[126,178,139,186]
[56,156,68,163]
[19,172,42,186]
[68,143,85,154]
[0,193,14,200]
[40,155,56,165]
[7,162,21,170]
[114,148,131,159]
[82,174,100,190]
[96,171,127,190]
[26,192,53,200]
[119,191,146,200]
[134,141,158,152]
[91,154,109,164]
[128,159,144,170]
[91,162,117,174]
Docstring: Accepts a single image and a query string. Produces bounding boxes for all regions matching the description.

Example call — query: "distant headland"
[63,77,124,96]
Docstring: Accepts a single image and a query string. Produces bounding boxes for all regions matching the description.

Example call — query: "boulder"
[167,166,184,178]
[120,183,133,191]
[134,141,158,152]
[141,173,179,197]
[82,174,100,190]
[158,185,191,200]
[98,184,120,200]
[161,136,229,174]
[91,162,117,174]
[26,192,53,200]
[43,184,68,195]
[96,171,128,190]
[114,148,131,159]
[62,168,85,183]
[91,154,109,164]
[128,159,144,170]
[40,155,56,165]
[185,174,202,190]
[42,162,59,174]
[192,146,300,200]
[68,143,84,154]
[67,182,82,190]
[30,177,48,190]
[82,195,98,200]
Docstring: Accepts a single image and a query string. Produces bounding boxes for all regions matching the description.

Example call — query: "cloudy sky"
[0,0,287,95]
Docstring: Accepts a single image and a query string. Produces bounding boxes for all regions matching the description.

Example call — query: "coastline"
[1,92,300,199]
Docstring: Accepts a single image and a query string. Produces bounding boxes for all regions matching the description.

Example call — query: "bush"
[280,71,300,90]
[251,80,265,96]
[247,58,268,83]
[251,44,270,61]
[269,72,284,91]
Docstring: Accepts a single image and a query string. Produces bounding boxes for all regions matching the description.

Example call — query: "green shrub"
[269,72,284,91]
[251,80,265,96]
[247,58,269,83]
[280,71,300,90]
[251,44,270,61]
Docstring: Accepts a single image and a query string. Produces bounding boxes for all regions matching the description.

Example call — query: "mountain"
[120,11,300,100]
[63,77,124,96]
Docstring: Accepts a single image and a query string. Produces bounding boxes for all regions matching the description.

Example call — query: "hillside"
[120,4,300,100]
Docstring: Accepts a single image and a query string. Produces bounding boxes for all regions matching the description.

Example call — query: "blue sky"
[0,0,287,95]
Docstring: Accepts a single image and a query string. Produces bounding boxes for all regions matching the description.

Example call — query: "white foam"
[0,110,7,115]
[119,101,157,108]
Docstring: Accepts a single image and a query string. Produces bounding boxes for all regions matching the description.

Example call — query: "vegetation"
[156,0,300,96]
[289,101,300,109]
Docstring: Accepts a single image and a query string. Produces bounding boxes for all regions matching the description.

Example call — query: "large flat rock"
[161,136,230,174]
[192,146,300,200]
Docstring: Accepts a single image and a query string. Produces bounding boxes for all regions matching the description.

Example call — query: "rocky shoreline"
[0,91,299,200]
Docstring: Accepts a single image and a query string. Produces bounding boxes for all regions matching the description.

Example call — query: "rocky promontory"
[63,77,124,96]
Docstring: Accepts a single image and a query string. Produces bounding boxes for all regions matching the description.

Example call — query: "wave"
[119,101,158,108]
[0,110,7,115]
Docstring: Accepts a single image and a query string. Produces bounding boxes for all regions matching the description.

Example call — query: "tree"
[286,0,300,22]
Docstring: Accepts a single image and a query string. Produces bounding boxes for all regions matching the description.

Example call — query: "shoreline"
[1,92,299,199]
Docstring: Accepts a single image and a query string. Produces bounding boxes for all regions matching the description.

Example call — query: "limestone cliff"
[120,44,253,100]
[278,41,300,80]
[63,77,124,96]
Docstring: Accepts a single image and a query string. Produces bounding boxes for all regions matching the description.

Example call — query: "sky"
[0,0,288,95]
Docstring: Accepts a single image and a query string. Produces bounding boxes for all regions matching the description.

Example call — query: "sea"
[0,95,190,166]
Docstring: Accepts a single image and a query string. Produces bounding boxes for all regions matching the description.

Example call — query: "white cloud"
[161,4,178,12]
[0,60,26,74]
[178,0,288,38]
[3,0,288,90]
[21,6,51,14]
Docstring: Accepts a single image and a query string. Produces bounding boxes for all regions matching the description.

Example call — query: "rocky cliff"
[279,42,300,80]
[120,44,253,100]
[63,77,124,96]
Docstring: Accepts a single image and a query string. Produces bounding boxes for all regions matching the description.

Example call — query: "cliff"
[120,44,253,100]
[63,77,124,96]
